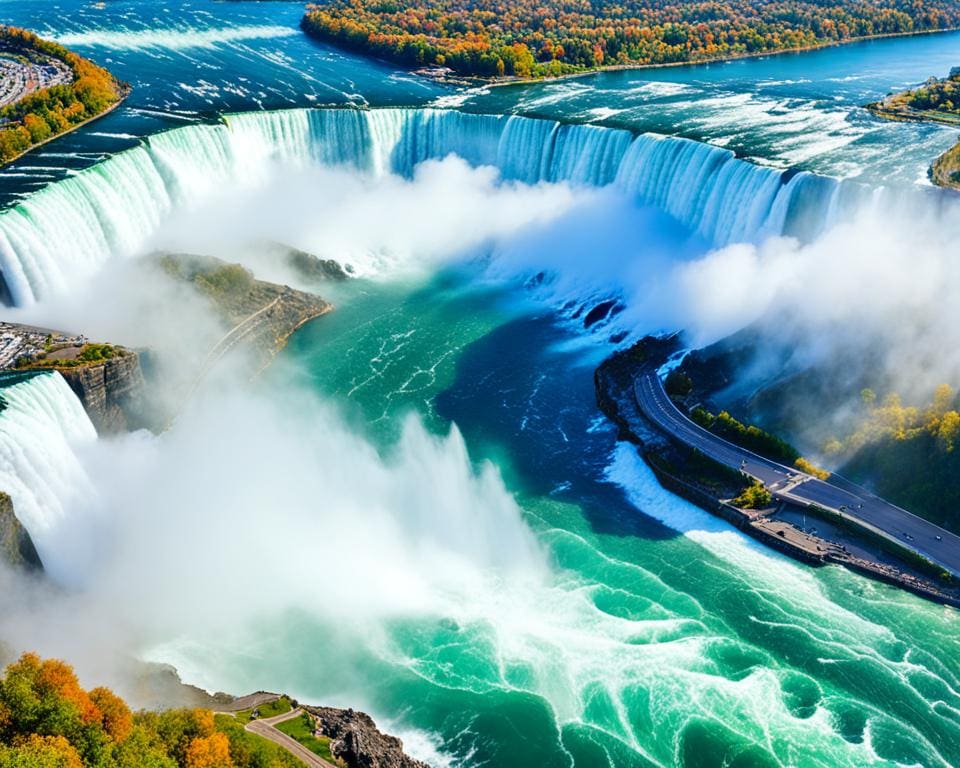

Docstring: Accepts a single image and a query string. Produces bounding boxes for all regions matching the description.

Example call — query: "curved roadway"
[636,372,960,577]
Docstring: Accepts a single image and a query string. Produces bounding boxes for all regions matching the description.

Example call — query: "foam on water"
[0,107,858,307]
[54,25,298,51]
[0,372,96,575]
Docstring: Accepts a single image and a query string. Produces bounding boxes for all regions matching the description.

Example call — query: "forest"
[838,385,960,531]
[0,653,299,768]
[301,0,960,79]
[0,26,126,164]
[903,67,960,114]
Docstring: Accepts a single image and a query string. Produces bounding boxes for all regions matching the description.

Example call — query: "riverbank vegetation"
[0,26,126,165]
[733,480,772,509]
[833,385,960,531]
[0,653,300,768]
[931,138,960,187]
[15,342,123,370]
[691,406,798,464]
[866,67,960,188]
[868,66,960,122]
[302,0,960,79]
[690,405,830,478]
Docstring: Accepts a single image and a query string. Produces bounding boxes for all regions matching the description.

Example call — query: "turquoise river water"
[0,3,958,767]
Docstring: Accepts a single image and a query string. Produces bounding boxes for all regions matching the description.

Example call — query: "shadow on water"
[435,310,679,542]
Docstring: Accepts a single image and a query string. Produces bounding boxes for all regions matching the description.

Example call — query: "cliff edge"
[0,322,146,434]
[0,491,41,572]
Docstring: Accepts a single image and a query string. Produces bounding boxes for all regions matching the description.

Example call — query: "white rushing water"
[53,25,299,51]
[0,372,96,576]
[0,106,898,308]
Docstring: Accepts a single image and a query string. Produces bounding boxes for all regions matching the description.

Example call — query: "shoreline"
[864,91,960,190]
[0,82,131,169]
[594,339,960,610]
[865,102,960,128]
[399,26,960,90]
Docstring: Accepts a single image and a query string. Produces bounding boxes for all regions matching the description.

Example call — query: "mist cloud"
[4,138,959,738]
[152,155,590,280]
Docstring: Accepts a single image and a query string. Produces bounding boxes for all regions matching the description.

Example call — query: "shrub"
[733,481,772,510]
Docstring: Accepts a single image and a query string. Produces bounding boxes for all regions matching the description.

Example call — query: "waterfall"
[0,372,97,574]
[0,106,889,307]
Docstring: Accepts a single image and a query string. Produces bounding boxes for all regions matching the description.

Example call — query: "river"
[0,3,959,767]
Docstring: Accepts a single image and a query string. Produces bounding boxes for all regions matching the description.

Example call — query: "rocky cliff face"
[58,350,147,434]
[156,252,333,372]
[0,322,148,435]
[0,492,42,572]
[304,706,429,768]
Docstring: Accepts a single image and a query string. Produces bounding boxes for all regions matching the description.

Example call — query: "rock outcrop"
[0,491,42,572]
[304,706,429,768]
[0,321,148,434]
[58,350,146,434]
[931,139,960,191]
[261,240,350,282]
[156,252,333,372]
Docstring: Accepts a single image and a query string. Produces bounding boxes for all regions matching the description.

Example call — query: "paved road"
[636,372,960,577]
[245,708,338,768]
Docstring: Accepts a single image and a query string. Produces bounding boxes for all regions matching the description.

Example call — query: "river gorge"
[0,3,959,767]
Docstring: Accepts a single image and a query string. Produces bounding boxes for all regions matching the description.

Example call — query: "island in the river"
[0,25,128,165]
[302,0,960,81]
[866,67,960,189]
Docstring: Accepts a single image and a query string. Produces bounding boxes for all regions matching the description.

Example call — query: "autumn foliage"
[0,26,126,164]
[827,384,960,531]
[904,68,960,115]
[302,0,960,79]
[185,733,234,768]
[0,654,298,768]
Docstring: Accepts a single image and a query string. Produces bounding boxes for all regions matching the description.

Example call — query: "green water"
[171,269,960,767]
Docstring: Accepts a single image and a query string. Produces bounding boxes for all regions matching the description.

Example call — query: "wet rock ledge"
[303,706,430,768]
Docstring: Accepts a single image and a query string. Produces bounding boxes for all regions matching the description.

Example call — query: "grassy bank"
[276,712,345,766]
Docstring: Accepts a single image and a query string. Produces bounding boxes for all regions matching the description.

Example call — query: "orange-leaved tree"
[185,732,235,768]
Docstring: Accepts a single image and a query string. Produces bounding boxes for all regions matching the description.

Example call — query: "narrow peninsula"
[867,67,960,189]
[596,335,960,608]
[0,25,128,165]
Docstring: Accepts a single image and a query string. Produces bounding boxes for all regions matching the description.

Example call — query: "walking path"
[245,708,339,768]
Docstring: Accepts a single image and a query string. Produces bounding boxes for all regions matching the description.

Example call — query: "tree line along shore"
[0,25,128,166]
[301,0,960,80]
[866,67,960,189]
